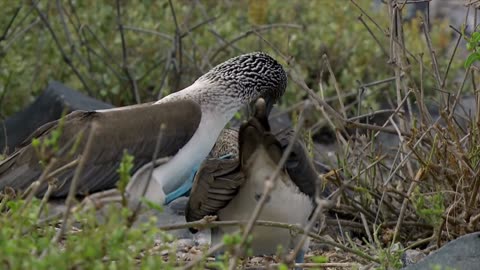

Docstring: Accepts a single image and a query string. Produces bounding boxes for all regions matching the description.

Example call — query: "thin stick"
[323,54,346,118]
[168,0,183,91]
[421,18,442,90]
[392,168,423,243]
[123,25,173,41]
[49,123,96,246]
[46,158,79,180]
[211,24,302,62]
[115,0,140,104]
[357,14,388,57]
[181,242,228,270]
[18,159,57,215]
[36,178,58,219]
[442,26,463,88]
[0,4,22,41]
[128,124,167,225]
[350,0,385,33]
[228,111,305,269]
[31,2,92,95]
[163,219,379,265]
[286,203,322,265]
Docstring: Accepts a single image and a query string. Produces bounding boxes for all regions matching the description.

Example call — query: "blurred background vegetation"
[0,0,462,118]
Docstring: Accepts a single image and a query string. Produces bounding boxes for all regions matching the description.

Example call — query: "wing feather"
[0,99,202,197]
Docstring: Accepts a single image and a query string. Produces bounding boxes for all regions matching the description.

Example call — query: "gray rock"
[0,81,113,154]
[402,232,480,270]
[402,249,426,267]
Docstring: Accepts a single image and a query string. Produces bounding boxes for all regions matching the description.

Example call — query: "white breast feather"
[218,147,313,256]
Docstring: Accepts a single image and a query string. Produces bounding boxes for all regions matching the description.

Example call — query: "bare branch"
[115,0,140,103]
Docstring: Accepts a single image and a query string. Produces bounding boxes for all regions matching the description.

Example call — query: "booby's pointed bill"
[0,99,201,197]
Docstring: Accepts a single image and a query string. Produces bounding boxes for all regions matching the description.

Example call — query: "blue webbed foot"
[164,153,234,204]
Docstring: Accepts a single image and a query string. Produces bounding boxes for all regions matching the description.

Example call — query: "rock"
[402,232,480,270]
[0,81,113,154]
[402,249,426,267]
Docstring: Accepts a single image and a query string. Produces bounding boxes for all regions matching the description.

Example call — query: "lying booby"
[186,99,317,263]
[0,52,287,204]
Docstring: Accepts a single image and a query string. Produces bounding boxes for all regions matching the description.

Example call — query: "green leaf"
[466,42,473,51]
[464,53,480,68]
[31,138,40,148]
[312,255,329,263]
[472,32,480,43]
[116,150,134,194]
[139,197,163,212]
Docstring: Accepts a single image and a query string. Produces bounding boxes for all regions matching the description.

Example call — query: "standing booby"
[186,99,318,264]
[0,52,287,205]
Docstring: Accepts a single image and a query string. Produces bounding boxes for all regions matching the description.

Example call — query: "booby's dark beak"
[263,96,275,116]
[248,96,275,119]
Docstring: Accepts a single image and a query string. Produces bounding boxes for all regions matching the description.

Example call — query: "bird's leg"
[294,249,306,268]
[295,252,305,263]
[165,153,235,204]
[164,163,200,204]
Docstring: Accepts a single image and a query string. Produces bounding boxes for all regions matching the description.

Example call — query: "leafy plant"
[116,149,134,206]
[412,187,445,227]
[463,26,480,68]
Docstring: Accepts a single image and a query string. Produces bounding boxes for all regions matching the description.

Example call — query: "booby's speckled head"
[198,52,287,113]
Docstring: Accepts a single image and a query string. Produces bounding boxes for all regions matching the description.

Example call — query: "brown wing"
[185,158,244,230]
[275,128,318,199]
[0,99,202,197]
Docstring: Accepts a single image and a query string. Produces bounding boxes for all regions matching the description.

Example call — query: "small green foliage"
[463,26,480,68]
[311,255,328,263]
[376,247,404,270]
[31,138,40,149]
[116,149,134,207]
[222,233,242,246]
[412,187,445,227]
[275,244,285,258]
[278,263,289,270]
[364,227,404,269]
[30,111,69,167]
[116,150,134,192]
[0,196,176,269]
[44,110,67,152]
[139,197,164,212]
[31,138,42,163]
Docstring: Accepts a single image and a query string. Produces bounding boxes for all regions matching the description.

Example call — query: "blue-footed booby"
[0,52,287,205]
[186,99,318,264]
